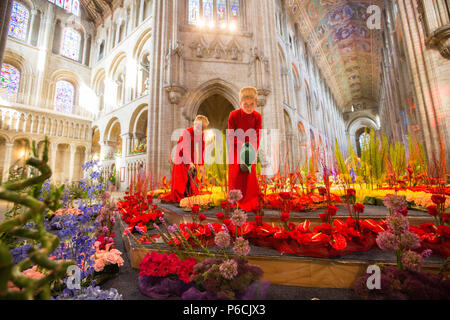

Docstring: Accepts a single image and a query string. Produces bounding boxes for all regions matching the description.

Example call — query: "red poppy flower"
[347,188,356,196]
[191,205,200,214]
[327,205,339,216]
[255,215,263,225]
[199,214,206,222]
[431,194,446,204]
[216,212,224,220]
[280,212,290,222]
[318,188,327,196]
[353,203,365,213]
[427,205,438,216]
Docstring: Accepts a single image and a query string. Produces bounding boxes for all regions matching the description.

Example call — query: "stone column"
[82,35,89,65]
[139,0,145,24]
[0,0,13,66]
[50,142,58,177]
[68,144,76,182]
[27,9,38,45]
[2,142,14,183]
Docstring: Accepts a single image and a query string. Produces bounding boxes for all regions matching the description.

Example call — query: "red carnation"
[431,195,446,205]
[220,201,229,209]
[427,205,438,216]
[397,208,408,216]
[353,203,365,213]
[255,215,263,225]
[199,214,206,222]
[318,188,327,196]
[327,205,339,216]
[216,212,224,220]
[191,205,200,214]
[280,212,290,222]
[223,218,232,226]
[347,188,356,196]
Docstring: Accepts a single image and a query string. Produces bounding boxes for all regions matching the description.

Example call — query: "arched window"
[54,80,75,114]
[188,0,200,25]
[0,63,21,102]
[8,2,29,41]
[359,131,370,152]
[61,28,81,61]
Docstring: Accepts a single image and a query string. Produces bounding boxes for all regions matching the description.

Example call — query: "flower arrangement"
[130,142,147,155]
[53,207,84,216]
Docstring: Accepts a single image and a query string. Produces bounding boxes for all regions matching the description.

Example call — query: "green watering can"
[239,142,257,174]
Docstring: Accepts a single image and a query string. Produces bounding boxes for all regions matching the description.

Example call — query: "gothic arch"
[183,79,240,122]
[133,28,152,59]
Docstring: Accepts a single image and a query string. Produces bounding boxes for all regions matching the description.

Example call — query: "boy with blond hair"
[227,86,262,212]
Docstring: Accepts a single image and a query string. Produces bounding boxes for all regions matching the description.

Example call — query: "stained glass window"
[54,80,74,114]
[217,0,227,24]
[230,0,240,21]
[0,64,21,102]
[61,28,81,61]
[8,2,29,41]
[359,132,370,152]
[188,0,200,24]
[48,0,79,16]
[203,0,214,22]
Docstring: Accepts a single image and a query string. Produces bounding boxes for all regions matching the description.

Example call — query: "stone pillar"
[82,35,89,65]
[121,133,131,157]
[0,0,13,66]
[68,144,76,182]
[139,0,145,24]
[27,9,38,45]
[2,142,14,183]
[50,142,58,176]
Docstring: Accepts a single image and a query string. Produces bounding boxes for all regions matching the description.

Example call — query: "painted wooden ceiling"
[80,0,115,23]
[286,0,384,110]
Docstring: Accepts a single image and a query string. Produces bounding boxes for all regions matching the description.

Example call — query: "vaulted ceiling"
[286,0,384,111]
[80,0,115,23]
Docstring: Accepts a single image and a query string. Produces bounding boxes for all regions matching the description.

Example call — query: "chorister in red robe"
[170,126,205,202]
[228,108,262,212]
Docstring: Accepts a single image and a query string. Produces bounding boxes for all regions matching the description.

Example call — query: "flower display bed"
[118,216,446,289]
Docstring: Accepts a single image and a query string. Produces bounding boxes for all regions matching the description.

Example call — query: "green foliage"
[360,128,388,189]
[389,140,406,178]
[334,138,350,185]
[0,138,74,300]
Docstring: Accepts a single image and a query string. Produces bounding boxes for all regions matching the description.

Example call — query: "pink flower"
[214,231,231,248]
[376,231,398,251]
[219,259,238,280]
[401,250,423,272]
[230,209,247,227]
[94,258,106,272]
[386,213,409,235]
[228,190,243,203]
[383,194,407,212]
[232,237,250,256]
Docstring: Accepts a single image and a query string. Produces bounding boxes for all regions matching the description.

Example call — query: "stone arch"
[347,116,380,155]
[183,79,240,123]
[133,28,152,60]
[2,49,33,104]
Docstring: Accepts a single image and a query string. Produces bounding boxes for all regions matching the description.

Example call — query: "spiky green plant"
[0,138,74,299]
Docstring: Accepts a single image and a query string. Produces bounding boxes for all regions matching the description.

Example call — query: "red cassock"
[170,127,205,202]
[227,109,262,212]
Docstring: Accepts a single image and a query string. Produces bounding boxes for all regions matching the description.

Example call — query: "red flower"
[280,212,290,222]
[318,188,327,196]
[427,205,438,216]
[397,208,408,216]
[255,215,263,225]
[191,205,200,214]
[279,192,291,200]
[220,201,229,209]
[431,195,446,204]
[198,214,206,222]
[216,212,224,220]
[223,219,232,226]
[443,214,450,223]
[347,188,356,196]
[327,206,339,216]
[319,212,329,222]
[353,203,365,213]
[330,233,347,250]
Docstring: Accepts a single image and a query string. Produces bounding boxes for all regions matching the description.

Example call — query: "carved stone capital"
[164,84,187,105]
[427,24,450,59]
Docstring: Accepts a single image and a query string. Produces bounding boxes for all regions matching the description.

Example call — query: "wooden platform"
[118,212,446,289]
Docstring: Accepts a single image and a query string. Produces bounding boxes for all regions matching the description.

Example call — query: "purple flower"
[383,194,407,212]
[402,250,423,272]
[228,190,243,204]
[230,209,247,227]
[168,224,177,233]
[154,223,161,231]
[214,231,231,248]
[102,226,109,234]
[421,249,432,258]
[399,232,421,250]
[135,226,145,234]
[110,216,116,224]
[386,213,409,235]
[219,259,238,280]
[376,231,399,251]
[232,237,250,256]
